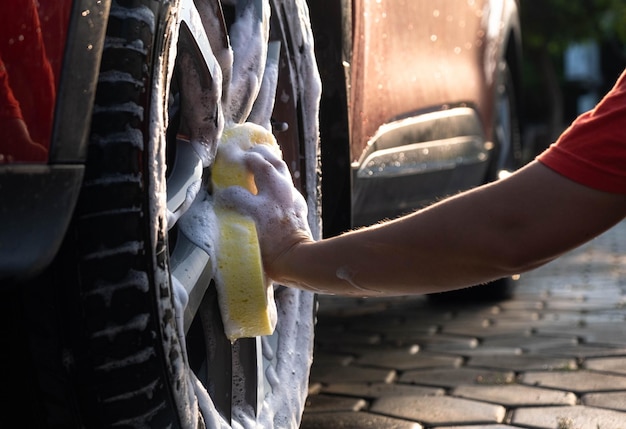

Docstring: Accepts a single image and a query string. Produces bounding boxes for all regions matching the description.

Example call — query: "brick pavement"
[300,220,626,429]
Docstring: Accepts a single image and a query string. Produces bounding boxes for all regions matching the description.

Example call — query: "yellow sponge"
[212,123,280,341]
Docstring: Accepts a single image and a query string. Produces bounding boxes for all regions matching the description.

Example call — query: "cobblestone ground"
[300,220,626,429]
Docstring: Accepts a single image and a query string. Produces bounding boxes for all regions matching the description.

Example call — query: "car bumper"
[0,164,83,280]
[351,107,493,226]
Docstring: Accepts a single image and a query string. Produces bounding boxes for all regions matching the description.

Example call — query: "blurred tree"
[520,0,626,149]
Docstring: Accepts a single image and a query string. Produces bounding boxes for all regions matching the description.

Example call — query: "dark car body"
[1,0,106,279]
[1,0,321,427]
[310,0,523,233]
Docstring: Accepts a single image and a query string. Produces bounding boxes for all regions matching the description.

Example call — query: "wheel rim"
[154,0,318,426]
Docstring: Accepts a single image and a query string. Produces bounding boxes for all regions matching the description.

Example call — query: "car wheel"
[13,0,321,427]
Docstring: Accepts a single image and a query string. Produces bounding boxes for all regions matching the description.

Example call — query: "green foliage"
[521,0,626,55]
[519,0,626,141]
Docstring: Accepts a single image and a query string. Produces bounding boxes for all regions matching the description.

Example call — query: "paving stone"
[314,331,382,347]
[582,392,626,412]
[466,354,577,371]
[537,318,626,335]
[384,333,479,350]
[480,334,579,352]
[307,382,322,395]
[310,365,396,385]
[446,308,542,321]
[575,327,626,345]
[575,310,626,323]
[536,344,626,359]
[497,300,545,311]
[310,351,354,367]
[377,325,439,336]
[399,367,515,388]
[314,342,413,357]
[322,382,444,399]
[521,369,626,394]
[371,395,506,426]
[303,223,626,427]
[511,405,626,429]
[304,394,367,413]
[443,319,534,338]
[438,425,520,429]
[584,356,626,375]
[535,322,626,343]
[435,317,490,329]
[452,384,577,407]
[544,299,620,312]
[300,411,423,429]
[448,346,523,357]
[355,350,462,371]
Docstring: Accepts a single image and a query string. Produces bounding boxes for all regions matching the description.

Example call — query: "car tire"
[493,60,523,176]
[11,0,321,427]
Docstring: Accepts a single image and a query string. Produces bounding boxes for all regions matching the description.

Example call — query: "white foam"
[153,0,322,426]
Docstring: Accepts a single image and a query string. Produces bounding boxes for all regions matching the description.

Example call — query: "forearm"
[273,162,626,296]
[274,196,520,296]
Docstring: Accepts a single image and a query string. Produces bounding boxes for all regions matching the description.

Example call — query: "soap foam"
[164,0,321,425]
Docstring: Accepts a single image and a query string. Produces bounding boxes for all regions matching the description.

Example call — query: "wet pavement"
[300,220,626,429]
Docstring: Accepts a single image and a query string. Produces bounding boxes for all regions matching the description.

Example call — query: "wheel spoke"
[166,137,203,222]
[170,233,213,333]
[226,0,270,122]
[178,0,225,167]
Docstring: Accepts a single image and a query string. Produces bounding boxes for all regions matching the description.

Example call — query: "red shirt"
[537,69,626,194]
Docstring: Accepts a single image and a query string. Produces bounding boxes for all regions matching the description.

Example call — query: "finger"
[243,152,295,199]
[242,150,277,179]
[247,145,291,178]
[215,185,256,215]
[248,143,282,164]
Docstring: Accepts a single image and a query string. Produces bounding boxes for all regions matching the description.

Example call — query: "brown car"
[311,0,524,232]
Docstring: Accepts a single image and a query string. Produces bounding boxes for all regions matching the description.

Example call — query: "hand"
[215,144,313,281]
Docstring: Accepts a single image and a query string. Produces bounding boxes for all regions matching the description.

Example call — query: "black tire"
[492,60,523,176]
[15,0,321,427]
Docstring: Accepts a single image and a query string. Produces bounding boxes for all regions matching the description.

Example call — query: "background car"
[310,0,524,299]
[2,0,321,427]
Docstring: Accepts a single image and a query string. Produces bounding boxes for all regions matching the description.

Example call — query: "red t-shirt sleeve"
[537,69,626,194]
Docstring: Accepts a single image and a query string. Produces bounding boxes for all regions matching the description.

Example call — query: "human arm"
[279,160,626,295]
[219,148,626,296]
